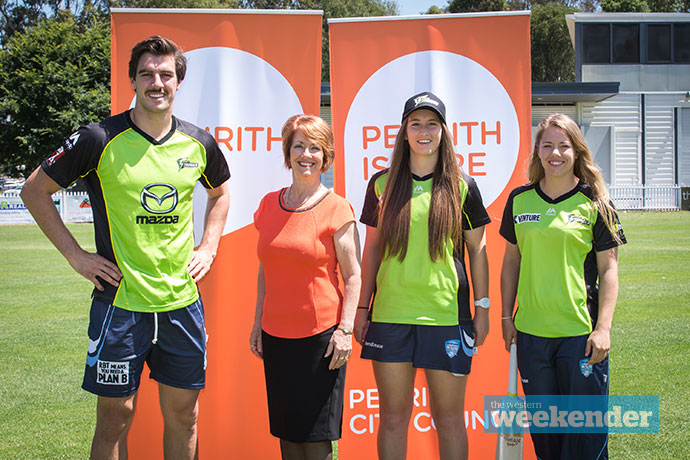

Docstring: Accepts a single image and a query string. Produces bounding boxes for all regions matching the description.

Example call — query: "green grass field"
[1,212,689,459]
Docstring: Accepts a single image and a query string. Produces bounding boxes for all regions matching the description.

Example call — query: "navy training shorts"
[361,322,475,375]
[82,298,207,397]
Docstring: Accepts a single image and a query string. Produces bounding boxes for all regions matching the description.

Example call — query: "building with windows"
[564,13,690,194]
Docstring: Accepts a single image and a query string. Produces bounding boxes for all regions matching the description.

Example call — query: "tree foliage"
[448,0,506,12]
[601,0,649,10]
[0,0,45,47]
[114,0,238,8]
[601,0,690,10]
[531,2,577,81]
[425,5,446,13]
[0,11,110,177]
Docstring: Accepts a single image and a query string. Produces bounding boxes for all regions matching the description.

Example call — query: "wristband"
[501,316,513,320]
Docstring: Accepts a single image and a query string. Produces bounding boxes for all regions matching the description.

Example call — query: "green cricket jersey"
[360,169,490,326]
[42,110,230,312]
[499,182,626,338]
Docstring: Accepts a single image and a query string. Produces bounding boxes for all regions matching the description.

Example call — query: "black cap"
[401,92,446,124]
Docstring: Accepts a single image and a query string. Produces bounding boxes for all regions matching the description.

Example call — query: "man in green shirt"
[21,36,230,459]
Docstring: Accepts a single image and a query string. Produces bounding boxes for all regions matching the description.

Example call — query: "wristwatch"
[474,297,490,310]
[337,325,353,335]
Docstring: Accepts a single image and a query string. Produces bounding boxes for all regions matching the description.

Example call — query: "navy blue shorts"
[517,331,609,460]
[82,298,207,397]
[360,322,475,375]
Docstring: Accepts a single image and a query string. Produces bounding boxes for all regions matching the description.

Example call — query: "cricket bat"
[495,343,523,460]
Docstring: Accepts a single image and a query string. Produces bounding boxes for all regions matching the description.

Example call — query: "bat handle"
[507,343,518,395]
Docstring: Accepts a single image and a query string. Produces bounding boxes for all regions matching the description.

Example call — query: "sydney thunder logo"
[414,94,439,108]
[177,157,199,171]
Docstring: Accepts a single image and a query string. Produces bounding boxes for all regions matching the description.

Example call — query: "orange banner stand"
[111,9,322,458]
[328,12,535,459]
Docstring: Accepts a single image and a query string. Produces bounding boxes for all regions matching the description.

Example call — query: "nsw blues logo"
[445,340,460,358]
[580,358,593,378]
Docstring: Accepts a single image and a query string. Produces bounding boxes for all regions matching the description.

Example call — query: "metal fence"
[609,184,682,211]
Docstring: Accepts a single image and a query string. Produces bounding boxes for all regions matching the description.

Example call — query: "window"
[582,21,690,65]
[648,24,671,62]
[583,24,610,64]
[674,24,690,63]
[612,24,639,63]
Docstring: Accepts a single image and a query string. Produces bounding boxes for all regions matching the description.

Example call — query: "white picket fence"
[0,191,92,224]
[609,185,683,211]
[1,186,686,225]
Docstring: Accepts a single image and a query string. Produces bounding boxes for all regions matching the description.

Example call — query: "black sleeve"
[360,170,387,227]
[199,133,230,189]
[593,206,627,251]
[499,189,518,244]
[176,118,230,188]
[40,124,105,189]
[461,173,491,230]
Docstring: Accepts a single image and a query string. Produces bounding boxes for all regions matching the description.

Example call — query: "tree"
[600,0,690,10]
[113,0,238,8]
[0,0,45,47]
[448,0,506,12]
[601,0,649,10]
[239,0,297,6]
[0,11,110,177]
[425,5,446,13]
[530,2,577,81]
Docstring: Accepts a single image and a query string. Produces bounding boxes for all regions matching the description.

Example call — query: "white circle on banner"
[130,47,299,240]
[344,50,519,228]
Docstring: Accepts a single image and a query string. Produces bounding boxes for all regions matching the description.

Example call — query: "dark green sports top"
[42,110,230,312]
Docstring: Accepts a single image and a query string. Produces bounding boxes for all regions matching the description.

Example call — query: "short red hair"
[281,115,334,172]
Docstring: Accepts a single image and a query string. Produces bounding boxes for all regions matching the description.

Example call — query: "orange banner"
[328,12,535,459]
[111,9,322,458]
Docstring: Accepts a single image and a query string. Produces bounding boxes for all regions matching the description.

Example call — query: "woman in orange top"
[250,114,361,460]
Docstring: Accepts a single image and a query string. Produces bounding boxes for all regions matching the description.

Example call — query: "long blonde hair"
[378,118,464,262]
[530,113,622,243]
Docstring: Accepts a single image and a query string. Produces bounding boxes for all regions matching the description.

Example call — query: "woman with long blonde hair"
[500,113,626,460]
[354,92,491,460]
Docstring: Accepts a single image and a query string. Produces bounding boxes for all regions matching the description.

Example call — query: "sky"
[395,0,447,15]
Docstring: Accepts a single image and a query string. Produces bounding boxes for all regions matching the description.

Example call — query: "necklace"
[285,184,324,209]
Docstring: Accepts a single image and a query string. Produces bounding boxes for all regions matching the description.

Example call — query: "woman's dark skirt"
[261,326,346,442]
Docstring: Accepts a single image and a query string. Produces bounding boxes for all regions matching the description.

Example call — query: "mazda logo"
[140,183,178,214]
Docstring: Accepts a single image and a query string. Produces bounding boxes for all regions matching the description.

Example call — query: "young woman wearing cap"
[354,92,491,460]
[500,113,626,459]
